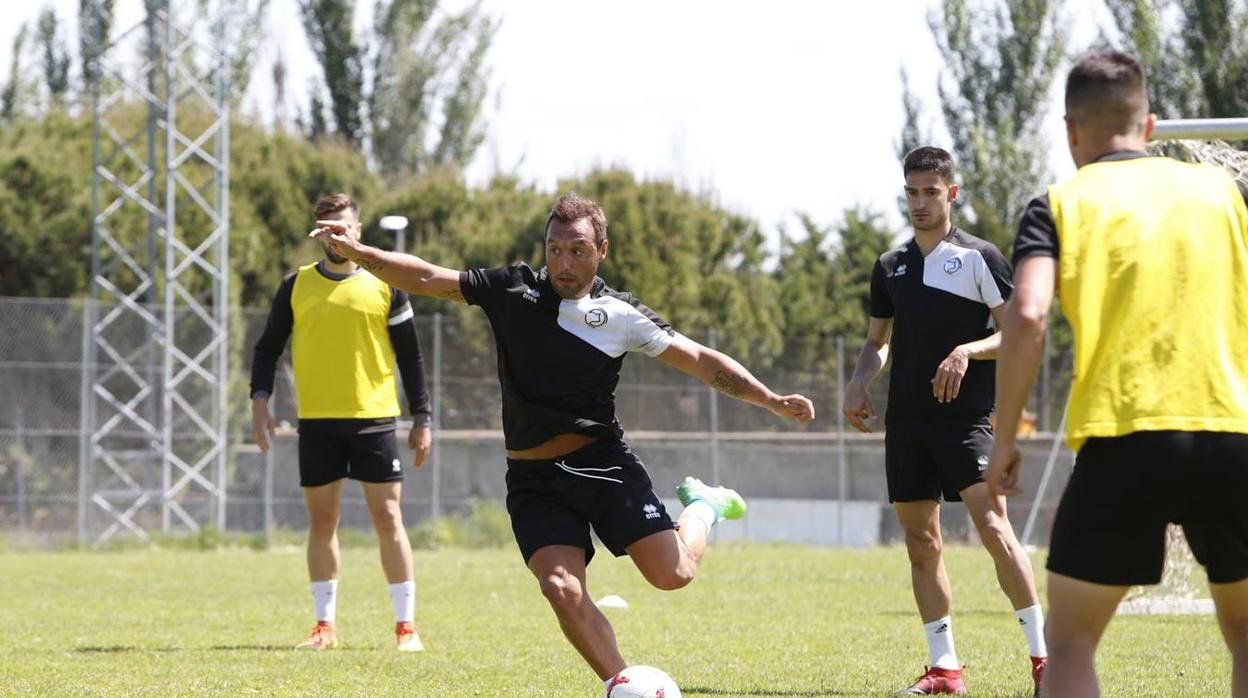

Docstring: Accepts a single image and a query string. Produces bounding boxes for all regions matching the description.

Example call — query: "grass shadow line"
[683,687,868,697]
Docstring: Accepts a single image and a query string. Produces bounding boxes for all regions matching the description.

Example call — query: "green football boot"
[675,476,747,521]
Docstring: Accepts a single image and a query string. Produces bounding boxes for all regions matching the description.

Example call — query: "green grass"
[0,544,1231,696]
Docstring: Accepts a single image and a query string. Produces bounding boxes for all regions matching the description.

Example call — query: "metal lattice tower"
[79,0,230,545]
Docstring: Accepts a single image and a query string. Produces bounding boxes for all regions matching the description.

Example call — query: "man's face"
[319,208,361,264]
[904,171,958,233]
[545,217,606,299]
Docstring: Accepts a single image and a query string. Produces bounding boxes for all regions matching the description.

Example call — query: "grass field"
[0,543,1231,697]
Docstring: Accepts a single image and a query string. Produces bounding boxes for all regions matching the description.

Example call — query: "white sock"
[923,616,959,670]
[682,500,718,533]
[1016,604,1047,657]
[389,581,416,623]
[310,579,338,623]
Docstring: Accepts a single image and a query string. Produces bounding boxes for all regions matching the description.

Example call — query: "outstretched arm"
[657,333,815,423]
[309,221,466,303]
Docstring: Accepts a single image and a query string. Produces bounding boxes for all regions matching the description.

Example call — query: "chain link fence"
[0,296,1076,549]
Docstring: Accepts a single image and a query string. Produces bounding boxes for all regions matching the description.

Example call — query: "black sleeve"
[983,243,1014,302]
[249,273,296,399]
[1013,194,1059,266]
[458,265,517,309]
[869,259,894,318]
[387,289,432,425]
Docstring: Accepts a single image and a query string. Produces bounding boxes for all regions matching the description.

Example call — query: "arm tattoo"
[357,256,385,273]
[709,370,748,398]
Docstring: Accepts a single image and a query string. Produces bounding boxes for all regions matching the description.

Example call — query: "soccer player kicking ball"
[988,51,1248,698]
[843,147,1047,696]
[251,194,434,652]
[311,193,815,691]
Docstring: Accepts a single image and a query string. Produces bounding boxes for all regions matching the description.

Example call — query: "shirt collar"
[1093,149,1149,163]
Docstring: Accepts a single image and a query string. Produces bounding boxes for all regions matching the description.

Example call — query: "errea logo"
[522,286,541,303]
[642,503,660,520]
[893,263,908,277]
[585,308,607,327]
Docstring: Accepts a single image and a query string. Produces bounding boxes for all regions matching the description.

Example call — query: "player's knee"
[1219,611,1248,654]
[307,510,339,538]
[538,570,584,614]
[903,530,942,566]
[369,502,404,537]
[975,515,1015,552]
[646,563,695,591]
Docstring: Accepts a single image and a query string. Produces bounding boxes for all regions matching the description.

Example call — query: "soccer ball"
[605,665,682,698]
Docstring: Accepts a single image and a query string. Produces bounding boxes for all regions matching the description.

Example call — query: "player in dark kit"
[988,51,1248,698]
[842,148,1047,696]
[310,193,815,690]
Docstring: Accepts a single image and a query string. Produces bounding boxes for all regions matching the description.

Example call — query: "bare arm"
[985,256,1056,496]
[960,303,1007,360]
[657,333,814,422]
[849,316,893,386]
[310,221,466,303]
[842,317,892,432]
[931,304,1007,403]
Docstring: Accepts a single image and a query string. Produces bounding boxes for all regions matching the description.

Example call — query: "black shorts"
[1047,430,1248,586]
[298,429,403,488]
[885,413,993,503]
[505,438,674,565]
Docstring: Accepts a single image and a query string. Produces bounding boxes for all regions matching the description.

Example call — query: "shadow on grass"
[75,646,183,653]
[877,608,1008,618]
[683,688,867,697]
[76,644,368,653]
[209,644,311,652]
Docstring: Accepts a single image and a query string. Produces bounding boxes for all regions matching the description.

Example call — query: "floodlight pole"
[380,215,410,252]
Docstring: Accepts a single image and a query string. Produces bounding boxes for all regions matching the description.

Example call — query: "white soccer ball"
[605,665,682,698]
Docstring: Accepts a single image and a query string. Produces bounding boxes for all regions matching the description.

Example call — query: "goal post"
[1110,117,1247,615]
[1151,117,1248,141]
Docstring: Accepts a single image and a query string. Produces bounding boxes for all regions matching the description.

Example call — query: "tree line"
[0,0,1244,376]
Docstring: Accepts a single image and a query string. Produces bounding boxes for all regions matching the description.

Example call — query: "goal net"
[1117,118,1248,615]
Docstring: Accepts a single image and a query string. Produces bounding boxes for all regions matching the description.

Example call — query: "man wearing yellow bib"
[987,52,1248,697]
[250,194,433,653]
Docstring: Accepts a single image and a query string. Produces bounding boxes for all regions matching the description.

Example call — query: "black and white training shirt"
[870,227,1013,420]
[459,263,676,450]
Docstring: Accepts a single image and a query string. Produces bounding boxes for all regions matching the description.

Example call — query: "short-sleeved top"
[1014,150,1248,450]
[870,226,1013,420]
[459,263,676,450]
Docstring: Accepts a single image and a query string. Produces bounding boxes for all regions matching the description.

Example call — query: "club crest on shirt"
[943,257,963,275]
[585,308,607,327]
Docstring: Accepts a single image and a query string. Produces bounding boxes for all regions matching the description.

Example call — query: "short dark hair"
[1065,51,1148,134]
[903,146,956,183]
[314,193,360,220]
[545,193,607,245]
